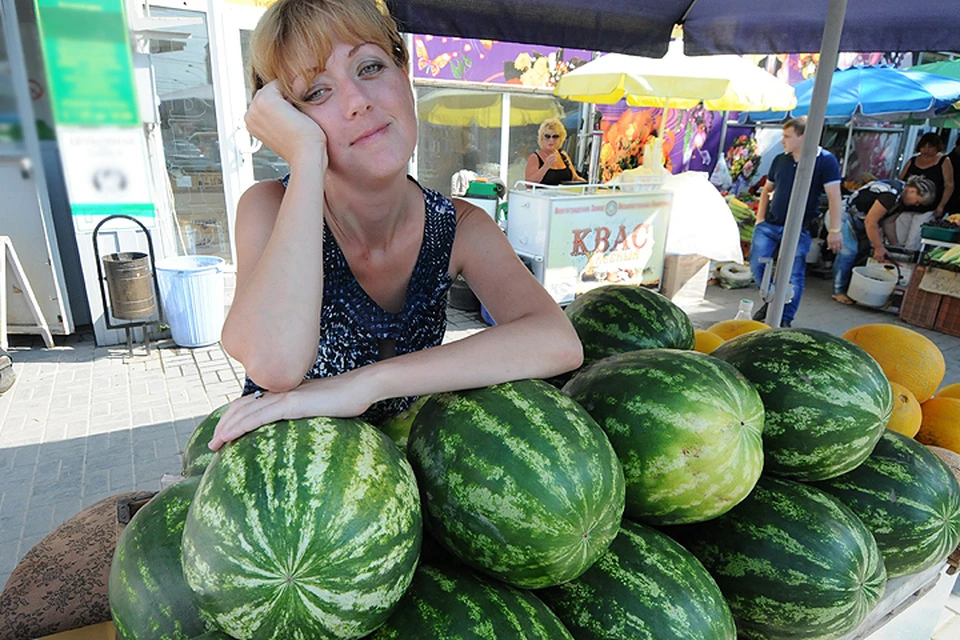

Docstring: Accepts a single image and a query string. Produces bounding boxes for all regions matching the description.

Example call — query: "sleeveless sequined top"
[242,178,457,425]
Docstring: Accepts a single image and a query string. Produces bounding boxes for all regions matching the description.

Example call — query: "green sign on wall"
[34,0,138,126]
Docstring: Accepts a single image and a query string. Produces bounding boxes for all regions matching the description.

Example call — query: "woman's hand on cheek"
[244,79,327,169]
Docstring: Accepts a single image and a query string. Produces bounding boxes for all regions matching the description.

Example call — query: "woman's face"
[292,40,417,180]
[918,143,940,157]
[540,129,563,152]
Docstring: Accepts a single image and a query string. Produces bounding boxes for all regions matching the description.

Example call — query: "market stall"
[506,180,672,304]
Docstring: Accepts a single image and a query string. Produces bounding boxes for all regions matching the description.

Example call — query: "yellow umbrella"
[417,88,564,128]
[554,40,797,114]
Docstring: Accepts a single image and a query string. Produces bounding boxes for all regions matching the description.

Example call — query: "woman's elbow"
[222,333,308,392]
[239,358,305,393]
[550,323,584,374]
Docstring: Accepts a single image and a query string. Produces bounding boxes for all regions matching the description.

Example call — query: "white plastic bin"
[155,256,225,348]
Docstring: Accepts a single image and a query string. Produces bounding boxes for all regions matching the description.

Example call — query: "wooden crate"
[935,293,960,337]
[900,266,942,329]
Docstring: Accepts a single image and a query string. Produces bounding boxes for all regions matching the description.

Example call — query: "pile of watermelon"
[109,284,960,640]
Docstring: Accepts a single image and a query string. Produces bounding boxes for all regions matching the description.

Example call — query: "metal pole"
[842,119,854,178]
[718,111,730,166]
[767,0,847,328]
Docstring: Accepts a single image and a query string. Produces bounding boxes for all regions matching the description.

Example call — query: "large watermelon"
[181,418,422,640]
[109,476,210,640]
[368,562,574,639]
[712,329,892,481]
[564,285,695,365]
[667,476,886,640]
[538,520,736,640]
[813,430,960,578]
[407,379,625,589]
[181,403,229,477]
[563,349,764,525]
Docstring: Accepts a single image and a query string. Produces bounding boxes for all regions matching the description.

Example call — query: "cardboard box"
[661,254,710,302]
[38,622,116,640]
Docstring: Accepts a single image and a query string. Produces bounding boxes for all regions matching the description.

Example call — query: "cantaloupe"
[935,382,960,399]
[693,330,725,355]
[706,319,771,342]
[885,382,922,438]
[841,324,945,402]
[916,397,960,454]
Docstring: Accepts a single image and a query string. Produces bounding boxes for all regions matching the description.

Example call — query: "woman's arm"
[220,81,328,391]
[937,157,954,218]
[525,151,556,183]
[899,157,913,180]
[565,152,586,182]
[210,201,583,449]
[863,200,891,260]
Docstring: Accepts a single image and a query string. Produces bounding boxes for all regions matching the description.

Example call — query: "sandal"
[832,293,855,305]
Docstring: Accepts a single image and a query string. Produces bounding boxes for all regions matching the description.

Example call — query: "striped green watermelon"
[368,562,574,639]
[813,430,960,578]
[564,285,695,366]
[109,476,210,640]
[667,476,886,640]
[538,519,736,640]
[181,403,229,477]
[564,349,764,525]
[181,417,422,640]
[407,380,625,589]
[712,329,892,481]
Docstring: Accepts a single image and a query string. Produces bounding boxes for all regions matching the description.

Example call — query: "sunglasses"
[543,134,561,139]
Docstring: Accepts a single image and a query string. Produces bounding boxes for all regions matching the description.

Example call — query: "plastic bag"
[709,154,733,191]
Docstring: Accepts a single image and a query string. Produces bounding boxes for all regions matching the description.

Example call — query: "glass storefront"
[414,85,585,195]
[151,6,231,261]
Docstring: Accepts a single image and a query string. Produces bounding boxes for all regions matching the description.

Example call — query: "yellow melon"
[694,330,725,354]
[706,319,771,341]
[926,445,960,487]
[936,382,960,399]
[884,382,922,438]
[916,397,960,454]
[841,324,945,402]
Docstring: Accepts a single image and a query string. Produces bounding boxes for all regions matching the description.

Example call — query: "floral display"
[508,50,585,87]
[598,109,673,182]
[726,134,760,182]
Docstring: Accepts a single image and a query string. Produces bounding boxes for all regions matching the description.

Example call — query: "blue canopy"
[389,0,960,57]
[747,66,960,124]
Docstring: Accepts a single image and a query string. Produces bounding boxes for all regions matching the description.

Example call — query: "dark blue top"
[766,148,842,227]
[243,178,457,425]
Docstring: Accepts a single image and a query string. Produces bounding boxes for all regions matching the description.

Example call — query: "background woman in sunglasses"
[525,117,585,185]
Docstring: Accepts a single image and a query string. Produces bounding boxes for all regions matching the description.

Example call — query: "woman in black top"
[899,132,954,219]
[525,118,585,185]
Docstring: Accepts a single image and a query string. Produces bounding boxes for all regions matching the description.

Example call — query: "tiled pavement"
[1,275,959,637]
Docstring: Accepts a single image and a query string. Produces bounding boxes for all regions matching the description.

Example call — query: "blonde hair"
[538,118,567,145]
[249,0,408,107]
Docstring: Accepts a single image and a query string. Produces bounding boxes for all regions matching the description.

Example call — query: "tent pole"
[842,119,854,178]
[767,0,847,328]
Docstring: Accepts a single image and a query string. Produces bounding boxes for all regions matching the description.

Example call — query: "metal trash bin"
[155,256,225,348]
[101,252,157,320]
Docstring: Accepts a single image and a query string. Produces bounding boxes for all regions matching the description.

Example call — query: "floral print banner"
[411,34,592,87]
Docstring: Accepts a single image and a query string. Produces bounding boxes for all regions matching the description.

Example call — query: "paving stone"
[108,466,135,492]
[0,511,27,544]
[82,469,110,496]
